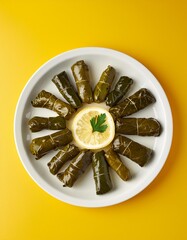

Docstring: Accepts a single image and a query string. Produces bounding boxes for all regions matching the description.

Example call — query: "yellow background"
[1,0,187,239]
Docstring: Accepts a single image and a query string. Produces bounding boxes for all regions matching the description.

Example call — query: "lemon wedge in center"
[72,107,115,150]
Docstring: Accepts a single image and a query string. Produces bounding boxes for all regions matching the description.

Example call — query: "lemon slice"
[72,107,115,149]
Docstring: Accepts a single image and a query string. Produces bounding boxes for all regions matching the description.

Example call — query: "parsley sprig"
[90,113,108,133]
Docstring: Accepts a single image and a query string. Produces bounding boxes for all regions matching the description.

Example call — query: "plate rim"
[14,47,173,207]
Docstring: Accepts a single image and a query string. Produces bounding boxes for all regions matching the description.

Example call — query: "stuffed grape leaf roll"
[106,76,133,107]
[93,65,115,103]
[115,118,161,136]
[52,71,82,108]
[31,90,75,120]
[28,116,66,132]
[113,135,153,167]
[105,148,130,181]
[57,150,93,187]
[71,60,93,103]
[47,144,80,175]
[30,128,73,160]
[92,150,112,195]
[109,88,156,119]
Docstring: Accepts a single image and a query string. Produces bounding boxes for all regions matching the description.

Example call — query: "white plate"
[14,47,173,207]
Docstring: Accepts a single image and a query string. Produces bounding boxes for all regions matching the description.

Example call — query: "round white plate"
[14,47,173,207]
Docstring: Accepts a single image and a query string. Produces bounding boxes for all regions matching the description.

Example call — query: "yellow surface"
[0,1,187,239]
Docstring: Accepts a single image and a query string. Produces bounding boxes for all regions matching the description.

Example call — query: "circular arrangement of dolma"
[28,60,162,195]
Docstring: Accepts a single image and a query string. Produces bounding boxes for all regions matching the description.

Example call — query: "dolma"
[31,90,75,120]
[71,60,93,103]
[93,65,115,103]
[115,118,161,136]
[113,135,153,167]
[57,150,93,187]
[47,144,80,175]
[106,76,133,107]
[105,148,130,181]
[92,151,112,195]
[52,71,82,108]
[28,116,66,132]
[30,128,73,160]
[109,88,156,119]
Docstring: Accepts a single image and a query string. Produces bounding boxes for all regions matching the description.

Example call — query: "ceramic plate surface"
[14,47,173,207]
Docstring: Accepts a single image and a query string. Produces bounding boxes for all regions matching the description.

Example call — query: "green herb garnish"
[90,113,108,133]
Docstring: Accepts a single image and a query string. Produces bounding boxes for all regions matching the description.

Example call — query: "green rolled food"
[109,88,156,119]
[52,71,82,108]
[28,116,66,132]
[93,65,115,103]
[57,150,93,187]
[106,76,133,107]
[47,144,80,175]
[113,135,153,167]
[31,90,75,120]
[105,148,130,181]
[115,118,161,136]
[30,128,73,160]
[71,60,93,103]
[92,151,112,195]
